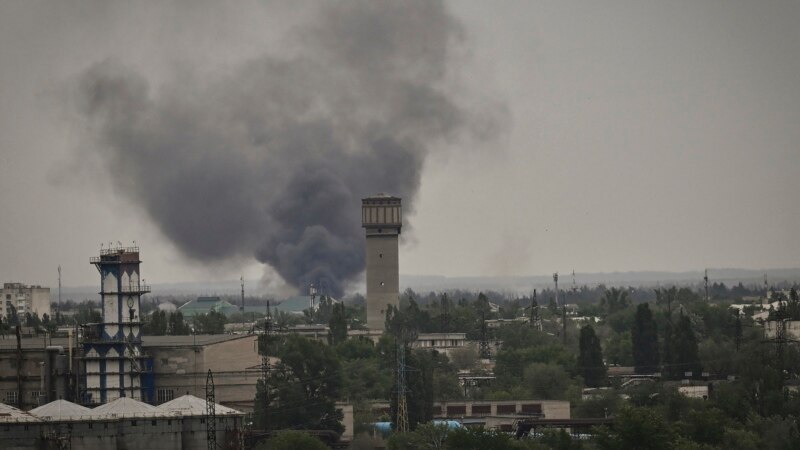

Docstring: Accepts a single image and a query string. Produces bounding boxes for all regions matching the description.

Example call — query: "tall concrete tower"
[83,246,152,404]
[362,194,402,331]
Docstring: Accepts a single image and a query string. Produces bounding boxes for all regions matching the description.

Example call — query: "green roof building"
[178,297,238,318]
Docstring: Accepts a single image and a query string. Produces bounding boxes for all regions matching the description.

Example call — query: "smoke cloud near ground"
[72,0,495,297]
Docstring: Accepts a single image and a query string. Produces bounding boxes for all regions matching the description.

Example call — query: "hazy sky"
[1,0,798,292]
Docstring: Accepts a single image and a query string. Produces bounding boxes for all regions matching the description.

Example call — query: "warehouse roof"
[178,296,238,318]
[30,400,92,420]
[0,402,42,422]
[158,395,243,416]
[93,397,166,417]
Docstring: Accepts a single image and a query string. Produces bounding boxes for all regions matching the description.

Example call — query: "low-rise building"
[1,282,50,319]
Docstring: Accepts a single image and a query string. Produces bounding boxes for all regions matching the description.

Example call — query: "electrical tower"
[763,305,796,381]
[206,370,216,450]
[395,341,409,432]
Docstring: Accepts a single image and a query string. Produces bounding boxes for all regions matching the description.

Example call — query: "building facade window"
[5,391,18,405]
[156,388,175,404]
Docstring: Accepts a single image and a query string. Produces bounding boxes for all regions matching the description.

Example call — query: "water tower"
[362,194,402,331]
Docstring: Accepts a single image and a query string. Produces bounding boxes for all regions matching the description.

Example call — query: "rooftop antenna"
[704,269,709,303]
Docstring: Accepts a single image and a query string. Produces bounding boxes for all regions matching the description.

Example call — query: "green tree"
[669,313,701,379]
[328,302,348,345]
[168,311,191,335]
[523,363,573,400]
[602,287,630,314]
[254,431,327,450]
[265,334,344,434]
[595,406,675,450]
[632,303,659,374]
[193,310,226,334]
[578,325,606,387]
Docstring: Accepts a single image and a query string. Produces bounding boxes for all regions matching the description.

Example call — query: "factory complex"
[0,394,243,450]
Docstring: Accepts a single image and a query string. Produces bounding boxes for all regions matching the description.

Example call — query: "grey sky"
[1,1,798,292]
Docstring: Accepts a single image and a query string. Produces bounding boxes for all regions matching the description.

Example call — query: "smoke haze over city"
[1,0,799,292]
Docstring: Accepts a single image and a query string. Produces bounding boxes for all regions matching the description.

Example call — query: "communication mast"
[704,269,709,303]
[572,269,577,294]
[553,273,559,307]
[240,276,245,332]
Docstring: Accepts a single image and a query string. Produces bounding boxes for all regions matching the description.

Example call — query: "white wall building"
[1,282,50,319]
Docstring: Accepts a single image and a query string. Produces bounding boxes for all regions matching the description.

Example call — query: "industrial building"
[370,399,570,432]
[0,394,244,450]
[0,333,261,412]
[362,194,402,331]
[1,282,50,319]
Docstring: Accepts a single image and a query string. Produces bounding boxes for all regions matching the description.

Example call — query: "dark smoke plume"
[73,1,491,297]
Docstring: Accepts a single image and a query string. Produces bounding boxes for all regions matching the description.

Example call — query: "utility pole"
[562,304,567,345]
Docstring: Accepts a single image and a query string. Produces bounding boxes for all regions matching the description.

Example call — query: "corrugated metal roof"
[158,395,243,416]
[92,397,168,418]
[30,399,93,420]
[0,402,42,422]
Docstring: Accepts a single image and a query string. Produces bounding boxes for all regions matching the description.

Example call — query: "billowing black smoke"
[73,1,485,297]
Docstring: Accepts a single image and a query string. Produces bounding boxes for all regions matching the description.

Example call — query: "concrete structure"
[0,334,261,412]
[145,334,261,412]
[412,333,468,357]
[83,246,151,404]
[371,399,570,432]
[1,282,50,319]
[362,194,402,331]
[764,320,800,340]
[0,395,245,450]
